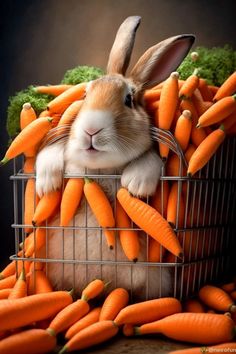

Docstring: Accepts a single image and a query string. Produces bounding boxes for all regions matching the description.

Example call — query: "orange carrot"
[185,144,196,163]
[1,117,53,164]
[24,228,46,258]
[166,154,186,177]
[0,291,73,331]
[220,110,236,132]
[23,156,36,174]
[122,323,134,337]
[198,78,214,101]
[147,100,159,116]
[99,288,129,321]
[28,270,53,295]
[24,179,39,233]
[148,237,164,262]
[174,110,192,152]
[167,182,185,228]
[0,288,12,299]
[227,121,236,135]
[57,99,83,128]
[135,313,235,344]
[81,279,106,301]
[183,298,205,313]
[47,82,86,114]
[169,342,236,354]
[8,269,27,299]
[197,95,236,128]
[60,178,84,227]
[20,102,37,130]
[158,71,179,159]
[150,180,169,217]
[59,320,119,353]
[213,72,236,101]
[199,285,236,313]
[65,307,102,340]
[39,109,51,117]
[208,85,219,95]
[84,177,115,249]
[0,275,16,290]
[115,200,140,262]
[192,89,213,116]
[47,298,89,335]
[0,262,16,280]
[221,282,236,293]
[117,188,183,258]
[187,126,226,176]
[32,190,61,226]
[230,291,236,301]
[144,88,161,103]
[191,123,208,146]
[114,297,182,326]
[180,98,198,123]
[34,84,73,96]
[0,328,57,354]
[179,68,200,99]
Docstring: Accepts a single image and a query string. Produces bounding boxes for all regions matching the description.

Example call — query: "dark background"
[0,0,235,269]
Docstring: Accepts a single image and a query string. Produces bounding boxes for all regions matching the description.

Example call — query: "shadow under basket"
[9,129,236,302]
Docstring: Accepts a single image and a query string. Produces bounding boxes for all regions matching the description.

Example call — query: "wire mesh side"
[10,136,236,301]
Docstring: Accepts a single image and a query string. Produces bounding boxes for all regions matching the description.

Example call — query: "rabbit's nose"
[84,127,102,136]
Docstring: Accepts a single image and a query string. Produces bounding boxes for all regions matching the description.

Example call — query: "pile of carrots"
[0,266,236,353]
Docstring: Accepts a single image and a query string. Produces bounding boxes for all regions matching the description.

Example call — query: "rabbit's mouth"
[86,146,99,153]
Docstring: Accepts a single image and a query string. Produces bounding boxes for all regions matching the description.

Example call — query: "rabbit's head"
[66,16,195,170]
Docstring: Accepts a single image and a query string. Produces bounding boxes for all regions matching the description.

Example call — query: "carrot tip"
[179,94,188,100]
[178,252,184,260]
[134,326,141,336]
[161,157,167,163]
[104,280,112,289]
[190,51,199,61]
[84,176,93,184]
[58,345,68,354]
[187,172,192,178]
[23,102,32,110]
[109,245,114,250]
[230,304,236,313]
[81,294,89,302]
[46,327,56,337]
[0,156,9,165]
[0,273,4,280]
[32,220,37,227]
[196,123,201,128]
[168,221,175,229]
[133,258,138,263]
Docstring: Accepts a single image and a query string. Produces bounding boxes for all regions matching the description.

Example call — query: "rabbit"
[35,16,194,300]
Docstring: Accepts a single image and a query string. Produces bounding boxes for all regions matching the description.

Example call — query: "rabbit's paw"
[121,150,163,197]
[36,143,65,197]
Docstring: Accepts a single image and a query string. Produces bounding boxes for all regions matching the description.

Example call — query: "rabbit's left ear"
[130,34,195,90]
[107,16,141,75]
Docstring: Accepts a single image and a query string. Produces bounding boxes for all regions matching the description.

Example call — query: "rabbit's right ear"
[130,34,195,89]
[107,16,141,75]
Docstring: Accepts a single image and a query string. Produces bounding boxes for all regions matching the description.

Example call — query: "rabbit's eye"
[124,93,133,108]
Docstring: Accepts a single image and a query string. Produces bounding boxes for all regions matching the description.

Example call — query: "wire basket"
[9,129,236,301]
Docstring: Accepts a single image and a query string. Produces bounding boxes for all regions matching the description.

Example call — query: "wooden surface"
[56,335,193,353]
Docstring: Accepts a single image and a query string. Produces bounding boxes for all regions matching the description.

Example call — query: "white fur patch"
[36,142,65,197]
[121,150,163,197]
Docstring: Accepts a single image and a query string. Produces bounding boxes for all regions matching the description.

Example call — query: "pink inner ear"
[150,39,192,86]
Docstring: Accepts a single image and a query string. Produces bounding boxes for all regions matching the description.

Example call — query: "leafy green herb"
[178,45,236,86]
[6,86,53,139]
[61,65,104,85]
